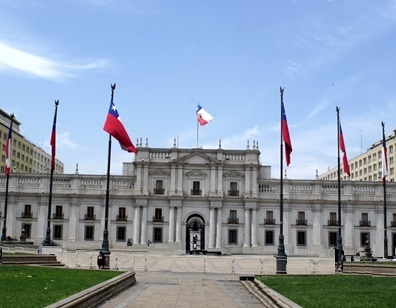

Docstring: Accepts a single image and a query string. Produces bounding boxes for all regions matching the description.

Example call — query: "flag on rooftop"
[196,104,214,126]
[103,98,136,153]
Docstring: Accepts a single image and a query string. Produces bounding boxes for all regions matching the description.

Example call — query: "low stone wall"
[41,247,335,275]
[46,271,136,308]
[343,262,396,276]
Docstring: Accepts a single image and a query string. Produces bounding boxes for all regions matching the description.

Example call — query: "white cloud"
[0,41,107,80]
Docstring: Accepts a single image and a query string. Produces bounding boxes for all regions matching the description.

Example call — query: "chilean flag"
[5,120,12,175]
[103,99,136,153]
[281,101,292,166]
[196,104,214,126]
[382,128,388,185]
[339,123,350,176]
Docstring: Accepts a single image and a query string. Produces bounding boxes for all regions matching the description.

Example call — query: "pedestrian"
[97,251,106,269]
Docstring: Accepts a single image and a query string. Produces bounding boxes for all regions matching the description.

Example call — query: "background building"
[318,129,396,182]
[0,109,64,174]
[1,142,395,258]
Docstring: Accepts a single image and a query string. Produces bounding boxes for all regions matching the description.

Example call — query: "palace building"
[1,141,396,258]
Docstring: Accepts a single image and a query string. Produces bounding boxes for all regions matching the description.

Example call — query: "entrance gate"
[186,214,205,254]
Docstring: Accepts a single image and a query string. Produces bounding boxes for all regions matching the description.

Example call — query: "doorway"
[186,214,205,254]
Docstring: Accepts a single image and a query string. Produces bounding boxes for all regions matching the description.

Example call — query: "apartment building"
[0,109,63,174]
[319,129,396,182]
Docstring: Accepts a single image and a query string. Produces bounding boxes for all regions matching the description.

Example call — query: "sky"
[1,0,396,179]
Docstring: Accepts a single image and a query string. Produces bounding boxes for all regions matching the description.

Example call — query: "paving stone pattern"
[99,271,264,307]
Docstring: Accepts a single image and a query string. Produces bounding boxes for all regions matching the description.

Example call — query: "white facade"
[1,145,396,258]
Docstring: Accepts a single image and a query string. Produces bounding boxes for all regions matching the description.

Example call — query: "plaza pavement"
[98,271,265,308]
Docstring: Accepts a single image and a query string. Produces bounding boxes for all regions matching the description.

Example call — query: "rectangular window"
[297,231,307,246]
[117,207,126,221]
[360,232,370,246]
[296,212,306,225]
[265,210,275,224]
[228,210,238,224]
[154,180,164,194]
[328,212,337,226]
[228,182,239,196]
[84,226,94,240]
[265,230,274,245]
[53,225,63,240]
[54,205,63,219]
[153,208,163,222]
[85,207,95,220]
[360,213,370,226]
[116,226,126,241]
[23,204,32,218]
[191,181,201,195]
[228,229,238,245]
[329,232,337,247]
[153,227,163,243]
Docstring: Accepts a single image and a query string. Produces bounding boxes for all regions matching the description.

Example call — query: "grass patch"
[257,275,396,307]
[0,266,122,307]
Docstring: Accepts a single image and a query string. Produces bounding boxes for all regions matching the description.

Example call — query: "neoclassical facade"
[1,143,396,258]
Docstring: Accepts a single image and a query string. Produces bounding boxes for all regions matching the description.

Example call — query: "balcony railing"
[228,217,239,224]
[153,188,165,195]
[53,213,64,219]
[21,212,32,218]
[153,216,164,223]
[328,219,338,226]
[84,214,96,220]
[116,215,127,221]
[228,190,239,196]
[359,220,371,227]
[191,189,202,196]
[296,219,307,225]
[264,218,276,225]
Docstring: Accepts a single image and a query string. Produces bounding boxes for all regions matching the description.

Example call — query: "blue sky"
[1,0,396,179]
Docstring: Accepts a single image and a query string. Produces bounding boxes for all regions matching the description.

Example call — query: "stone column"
[252,167,258,198]
[245,167,251,198]
[67,198,79,241]
[177,166,183,195]
[215,208,222,249]
[142,164,149,195]
[210,166,216,195]
[36,197,47,242]
[217,166,223,196]
[208,207,215,248]
[175,207,182,242]
[244,208,251,247]
[133,205,140,244]
[168,207,175,242]
[251,208,258,247]
[141,206,147,245]
[170,165,176,195]
[344,204,355,255]
[135,165,141,195]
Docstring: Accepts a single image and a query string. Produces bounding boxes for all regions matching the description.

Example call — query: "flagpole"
[276,87,287,274]
[43,101,59,246]
[102,83,116,266]
[336,106,343,269]
[196,106,199,148]
[1,114,14,242]
[382,121,388,259]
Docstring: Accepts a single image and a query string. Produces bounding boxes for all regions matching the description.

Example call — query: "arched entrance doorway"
[186,214,205,254]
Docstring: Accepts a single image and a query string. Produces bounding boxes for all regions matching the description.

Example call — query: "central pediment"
[172,151,221,165]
